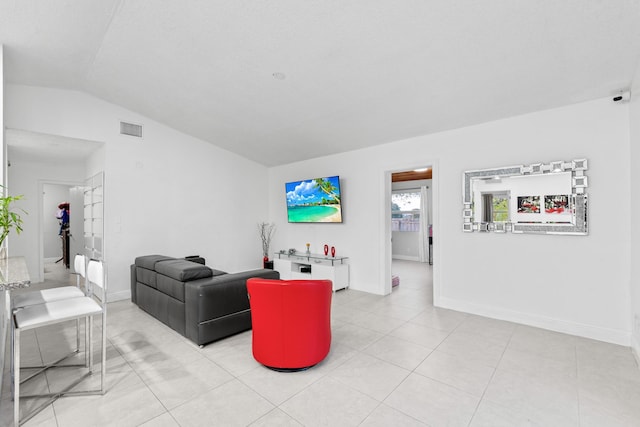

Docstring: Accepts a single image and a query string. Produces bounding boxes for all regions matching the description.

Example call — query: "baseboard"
[0,291,6,401]
[108,289,131,303]
[632,334,640,368]
[436,296,631,346]
[392,255,421,262]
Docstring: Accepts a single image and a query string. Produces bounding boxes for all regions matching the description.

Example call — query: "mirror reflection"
[463,160,588,235]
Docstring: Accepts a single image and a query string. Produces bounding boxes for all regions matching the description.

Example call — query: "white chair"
[11,254,88,386]
[12,254,87,310]
[12,259,107,427]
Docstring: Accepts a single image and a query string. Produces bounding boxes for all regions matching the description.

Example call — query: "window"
[482,192,509,223]
[391,190,421,231]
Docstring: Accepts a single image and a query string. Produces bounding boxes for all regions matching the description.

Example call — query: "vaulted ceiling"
[2,1,639,166]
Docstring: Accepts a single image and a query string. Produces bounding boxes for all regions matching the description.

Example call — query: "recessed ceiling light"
[272,72,286,80]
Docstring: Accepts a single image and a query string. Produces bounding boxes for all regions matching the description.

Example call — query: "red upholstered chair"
[247,278,332,371]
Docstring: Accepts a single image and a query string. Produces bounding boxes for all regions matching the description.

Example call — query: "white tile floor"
[2,259,640,426]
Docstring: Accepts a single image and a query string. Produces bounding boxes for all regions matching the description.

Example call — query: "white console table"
[273,252,349,291]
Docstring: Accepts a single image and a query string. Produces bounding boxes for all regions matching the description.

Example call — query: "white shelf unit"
[83,172,104,261]
[273,253,349,291]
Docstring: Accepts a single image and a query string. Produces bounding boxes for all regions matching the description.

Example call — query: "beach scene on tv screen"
[286,176,342,223]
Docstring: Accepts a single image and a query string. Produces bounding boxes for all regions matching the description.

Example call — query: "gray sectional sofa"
[131,255,279,346]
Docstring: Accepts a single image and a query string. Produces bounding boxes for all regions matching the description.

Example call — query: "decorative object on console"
[331,246,336,257]
[305,243,311,254]
[324,244,329,256]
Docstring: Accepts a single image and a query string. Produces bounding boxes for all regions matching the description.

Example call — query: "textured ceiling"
[2,0,640,166]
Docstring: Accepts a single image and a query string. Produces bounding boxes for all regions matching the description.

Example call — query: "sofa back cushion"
[155,259,218,281]
[135,254,175,270]
[134,255,176,288]
[154,259,226,302]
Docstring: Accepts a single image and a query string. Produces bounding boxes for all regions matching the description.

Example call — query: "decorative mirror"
[463,159,588,235]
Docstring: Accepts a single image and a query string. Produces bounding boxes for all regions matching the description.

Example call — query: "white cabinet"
[273,253,349,291]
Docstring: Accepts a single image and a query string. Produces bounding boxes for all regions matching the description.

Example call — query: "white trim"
[632,334,640,368]
[438,296,631,346]
[108,290,131,303]
[380,170,392,295]
[380,159,439,298]
[392,255,420,262]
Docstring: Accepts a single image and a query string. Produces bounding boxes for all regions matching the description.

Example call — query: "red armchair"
[247,278,332,371]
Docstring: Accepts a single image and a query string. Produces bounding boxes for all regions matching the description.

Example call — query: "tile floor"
[2,260,640,426]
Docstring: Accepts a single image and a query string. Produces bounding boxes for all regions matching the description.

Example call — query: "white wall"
[1,44,4,187]
[6,84,270,301]
[629,72,640,360]
[0,43,6,402]
[269,97,632,345]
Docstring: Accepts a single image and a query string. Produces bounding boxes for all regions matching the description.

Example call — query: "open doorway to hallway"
[42,183,84,271]
[388,167,434,295]
[6,128,104,283]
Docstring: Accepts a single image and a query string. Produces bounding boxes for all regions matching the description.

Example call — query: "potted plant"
[0,186,26,258]
[257,222,276,267]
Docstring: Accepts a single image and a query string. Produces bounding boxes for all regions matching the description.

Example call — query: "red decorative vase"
[324,244,329,256]
[263,256,269,268]
[331,246,336,257]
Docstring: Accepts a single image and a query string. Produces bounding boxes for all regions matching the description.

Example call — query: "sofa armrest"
[184,269,279,341]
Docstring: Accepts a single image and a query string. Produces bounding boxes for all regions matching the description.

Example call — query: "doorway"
[382,163,438,296]
[41,182,84,276]
[6,128,104,283]
[391,187,432,263]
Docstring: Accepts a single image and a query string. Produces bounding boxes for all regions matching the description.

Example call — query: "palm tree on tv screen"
[314,178,340,204]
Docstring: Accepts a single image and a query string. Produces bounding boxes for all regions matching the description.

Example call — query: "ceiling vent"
[120,121,143,138]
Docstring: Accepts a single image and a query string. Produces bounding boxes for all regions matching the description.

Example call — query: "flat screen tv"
[285,176,343,223]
